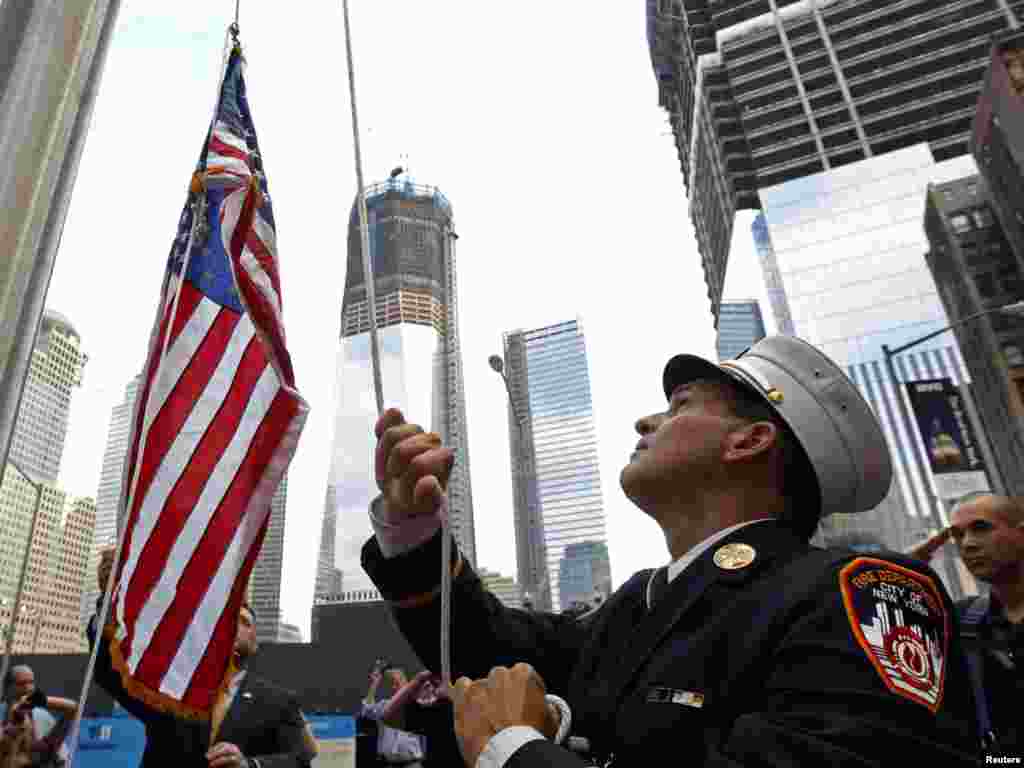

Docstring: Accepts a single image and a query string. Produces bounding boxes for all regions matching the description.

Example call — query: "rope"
[342,0,385,414]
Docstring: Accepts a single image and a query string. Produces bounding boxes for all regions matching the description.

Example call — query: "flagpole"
[342,0,384,414]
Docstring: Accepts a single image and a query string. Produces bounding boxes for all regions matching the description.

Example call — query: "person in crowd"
[363,335,981,767]
[89,549,314,768]
[372,670,465,768]
[361,666,426,766]
[909,492,1023,755]
[0,665,77,768]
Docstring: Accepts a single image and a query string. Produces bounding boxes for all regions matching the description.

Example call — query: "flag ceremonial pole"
[66,24,242,757]
[340,0,452,690]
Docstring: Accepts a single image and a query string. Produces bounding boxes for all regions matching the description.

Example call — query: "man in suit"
[89,551,313,768]
[362,335,981,767]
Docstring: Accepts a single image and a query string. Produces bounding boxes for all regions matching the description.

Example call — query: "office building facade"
[318,176,475,596]
[924,175,1024,496]
[755,144,988,596]
[2,309,94,652]
[648,0,1023,320]
[478,568,523,609]
[558,541,611,612]
[500,319,608,612]
[83,374,139,629]
[972,30,1024,263]
[8,310,87,483]
[753,213,796,335]
[248,474,289,642]
[716,299,767,360]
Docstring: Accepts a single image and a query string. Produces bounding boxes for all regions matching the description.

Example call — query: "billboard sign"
[905,379,990,500]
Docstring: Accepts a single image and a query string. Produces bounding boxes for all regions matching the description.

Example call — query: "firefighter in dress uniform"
[361,336,980,767]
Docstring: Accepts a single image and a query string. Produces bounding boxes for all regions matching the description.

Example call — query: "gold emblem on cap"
[767,388,784,403]
[713,543,756,570]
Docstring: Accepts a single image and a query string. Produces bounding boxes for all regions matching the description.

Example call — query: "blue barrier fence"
[72,713,355,767]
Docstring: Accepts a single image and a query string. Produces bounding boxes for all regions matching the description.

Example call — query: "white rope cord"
[439,497,452,690]
[341,0,451,690]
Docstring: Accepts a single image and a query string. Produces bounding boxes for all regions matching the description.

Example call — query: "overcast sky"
[49,2,773,638]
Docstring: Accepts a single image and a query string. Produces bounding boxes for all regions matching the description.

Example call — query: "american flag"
[105,46,308,718]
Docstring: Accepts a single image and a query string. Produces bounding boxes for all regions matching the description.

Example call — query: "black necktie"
[648,567,669,611]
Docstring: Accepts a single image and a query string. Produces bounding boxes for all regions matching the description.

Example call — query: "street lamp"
[489,353,548,610]
[881,300,1024,598]
[0,459,45,690]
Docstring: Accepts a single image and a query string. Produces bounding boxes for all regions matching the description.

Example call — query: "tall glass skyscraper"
[648,0,1022,319]
[716,299,767,360]
[317,175,475,597]
[501,319,608,612]
[755,143,983,596]
[2,309,94,652]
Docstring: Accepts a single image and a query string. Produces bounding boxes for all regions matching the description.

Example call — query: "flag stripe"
[121,325,262,668]
[177,391,299,705]
[236,254,294,388]
[222,183,297,389]
[211,122,249,156]
[124,330,264,673]
[179,519,268,705]
[246,224,282,302]
[115,279,207,590]
[251,217,280,297]
[132,383,296,694]
[120,306,242,656]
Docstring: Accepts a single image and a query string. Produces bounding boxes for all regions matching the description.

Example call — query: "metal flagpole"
[342,0,384,414]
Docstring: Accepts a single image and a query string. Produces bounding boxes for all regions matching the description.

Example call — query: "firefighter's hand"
[451,664,558,766]
[375,408,454,524]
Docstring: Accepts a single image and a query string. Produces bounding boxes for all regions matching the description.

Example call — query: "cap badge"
[713,543,756,570]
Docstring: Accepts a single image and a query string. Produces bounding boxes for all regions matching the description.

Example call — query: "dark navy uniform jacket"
[364,520,979,767]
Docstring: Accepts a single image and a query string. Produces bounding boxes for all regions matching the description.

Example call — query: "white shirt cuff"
[545,695,572,745]
[476,726,545,768]
[369,496,441,558]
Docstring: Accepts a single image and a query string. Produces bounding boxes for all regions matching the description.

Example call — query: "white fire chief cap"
[662,335,893,519]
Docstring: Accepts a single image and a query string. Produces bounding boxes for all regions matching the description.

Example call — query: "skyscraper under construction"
[317,175,475,597]
[648,0,1022,319]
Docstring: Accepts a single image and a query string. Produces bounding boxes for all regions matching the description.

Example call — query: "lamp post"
[488,354,547,610]
[0,459,44,689]
[881,300,1024,598]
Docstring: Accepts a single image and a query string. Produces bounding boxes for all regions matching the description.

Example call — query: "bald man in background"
[910,493,1024,755]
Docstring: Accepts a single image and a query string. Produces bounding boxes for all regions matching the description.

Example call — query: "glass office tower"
[757,143,984,596]
[716,299,767,361]
[319,176,475,596]
[648,0,1022,319]
[501,319,608,612]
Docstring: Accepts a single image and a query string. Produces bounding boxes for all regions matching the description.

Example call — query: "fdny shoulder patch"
[839,557,949,713]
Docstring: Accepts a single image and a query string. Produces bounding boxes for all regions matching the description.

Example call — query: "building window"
[975,272,997,300]
[950,214,971,234]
